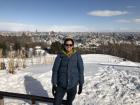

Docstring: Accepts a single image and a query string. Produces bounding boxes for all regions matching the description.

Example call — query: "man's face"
[65,41,73,52]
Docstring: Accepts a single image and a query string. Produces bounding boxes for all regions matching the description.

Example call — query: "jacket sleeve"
[77,52,84,85]
[51,54,61,85]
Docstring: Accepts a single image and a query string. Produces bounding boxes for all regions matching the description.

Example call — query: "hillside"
[0,54,140,105]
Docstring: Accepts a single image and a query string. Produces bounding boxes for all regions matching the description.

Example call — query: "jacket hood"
[61,48,77,56]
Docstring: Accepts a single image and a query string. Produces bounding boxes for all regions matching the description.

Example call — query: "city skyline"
[0,0,140,32]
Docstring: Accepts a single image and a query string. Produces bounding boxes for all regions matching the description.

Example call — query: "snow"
[0,54,140,105]
[82,54,123,64]
[75,66,140,105]
[118,61,140,67]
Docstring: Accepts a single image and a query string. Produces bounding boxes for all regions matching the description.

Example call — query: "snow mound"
[75,66,140,105]
[82,54,123,64]
[0,66,140,105]
[0,70,53,105]
[118,61,140,67]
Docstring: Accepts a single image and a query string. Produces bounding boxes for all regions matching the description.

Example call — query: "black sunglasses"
[65,44,73,47]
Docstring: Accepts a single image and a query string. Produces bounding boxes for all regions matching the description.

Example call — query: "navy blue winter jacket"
[51,50,84,89]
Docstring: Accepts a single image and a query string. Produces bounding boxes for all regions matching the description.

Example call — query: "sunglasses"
[65,44,73,47]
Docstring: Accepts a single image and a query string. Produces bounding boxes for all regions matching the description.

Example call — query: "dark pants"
[53,86,77,105]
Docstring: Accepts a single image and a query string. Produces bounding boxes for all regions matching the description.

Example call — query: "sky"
[0,0,140,32]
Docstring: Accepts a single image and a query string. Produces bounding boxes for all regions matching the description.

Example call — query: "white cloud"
[126,6,136,8]
[116,18,140,24]
[133,19,140,23]
[119,27,140,32]
[0,22,96,32]
[37,25,95,32]
[1,21,140,32]
[116,19,131,23]
[87,10,128,17]
[0,22,36,31]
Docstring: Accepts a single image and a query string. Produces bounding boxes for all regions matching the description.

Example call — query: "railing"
[0,91,66,105]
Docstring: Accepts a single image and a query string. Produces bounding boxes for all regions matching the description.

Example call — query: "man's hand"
[78,85,83,95]
[52,85,57,96]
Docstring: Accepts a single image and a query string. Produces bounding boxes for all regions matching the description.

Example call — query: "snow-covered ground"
[0,54,140,105]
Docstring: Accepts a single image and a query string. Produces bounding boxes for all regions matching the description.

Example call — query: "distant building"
[35,46,45,56]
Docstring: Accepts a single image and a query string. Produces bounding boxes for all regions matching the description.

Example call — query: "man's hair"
[64,38,74,45]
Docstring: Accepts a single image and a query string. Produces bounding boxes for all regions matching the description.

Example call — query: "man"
[51,37,84,105]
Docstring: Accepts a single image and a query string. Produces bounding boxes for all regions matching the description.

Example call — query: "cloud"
[116,18,140,24]
[0,22,96,32]
[133,19,140,23]
[119,27,140,32]
[37,25,95,32]
[0,22,36,31]
[126,6,136,8]
[87,10,128,17]
[116,19,131,23]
